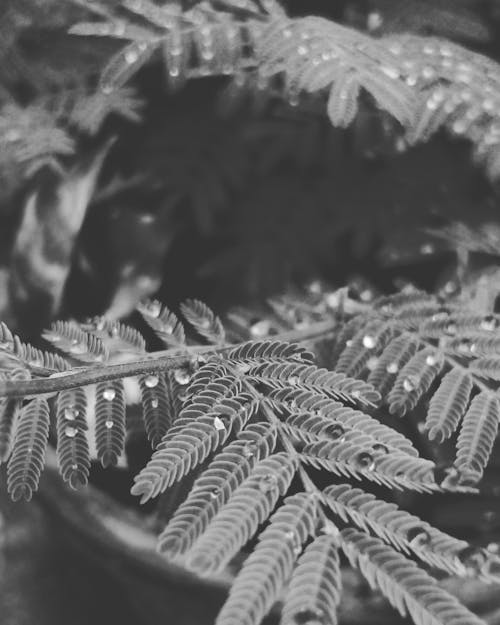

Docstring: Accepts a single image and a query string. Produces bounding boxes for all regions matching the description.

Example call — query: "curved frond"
[0,399,20,463]
[181,298,226,345]
[215,493,318,625]
[82,317,147,356]
[43,320,108,363]
[425,369,473,443]
[227,340,315,367]
[367,334,419,396]
[7,398,50,502]
[131,392,257,502]
[281,535,342,625]
[323,484,468,575]
[139,371,180,449]
[251,361,381,406]
[453,391,500,482]
[184,453,298,575]
[336,320,396,378]
[340,528,485,625]
[302,440,436,492]
[56,387,90,490]
[388,348,444,416]
[95,379,126,468]
[158,422,277,557]
[137,299,186,347]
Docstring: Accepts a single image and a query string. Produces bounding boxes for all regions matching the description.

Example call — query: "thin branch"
[0,320,338,399]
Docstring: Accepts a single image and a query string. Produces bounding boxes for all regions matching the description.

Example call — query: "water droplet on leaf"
[102,388,116,401]
[174,368,191,385]
[259,473,278,493]
[362,335,377,349]
[145,374,159,388]
[354,452,375,471]
[65,426,78,438]
[64,407,78,421]
[386,362,399,374]
[403,376,419,392]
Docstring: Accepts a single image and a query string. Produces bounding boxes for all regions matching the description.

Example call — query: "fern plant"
[1,286,500,625]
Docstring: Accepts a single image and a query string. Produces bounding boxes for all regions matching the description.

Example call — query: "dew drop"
[65,426,78,438]
[372,443,389,455]
[291,607,326,625]
[102,388,116,401]
[367,356,379,371]
[145,374,159,388]
[354,451,375,471]
[403,376,418,392]
[386,362,399,374]
[150,398,159,409]
[259,473,278,493]
[174,368,191,385]
[209,488,219,500]
[243,444,255,459]
[64,407,78,421]
[324,423,346,441]
[362,335,377,349]
[445,323,457,335]
[125,49,139,64]
[481,315,498,331]
[458,546,488,575]
[105,420,114,429]
[288,375,299,386]
[213,416,226,431]
[425,354,438,366]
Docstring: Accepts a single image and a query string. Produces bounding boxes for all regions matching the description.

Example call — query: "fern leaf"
[83,317,146,356]
[137,299,186,347]
[131,392,257,502]
[56,388,91,490]
[327,70,360,128]
[94,379,126,468]
[139,371,179,449]
[268,387,417,457]
[367,334,419,396]
[302,440,436,492]
[331,314,371,365]
[360,68,415,127]
[425,369,473,443]
[7,398,50,501]
[0,399,21,463]
[323,484,468,575]
[100,41,157,93]
[251,361,381,406]
[158,422,277,557]
[43,320,108,363]
[184,453,298,575]
[336,320,397,378]
[453,391,500,482]
[469,357,500,381]
[181,299,226,345]
[227,340,315,367]
[281,535,342,625]
[340,528,485,625]
[215,493,318,625]
[388,348,444,416]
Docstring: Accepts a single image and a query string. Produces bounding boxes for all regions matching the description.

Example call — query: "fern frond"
[453,391,500,482]
[7,398,50,501]
[323,484,468,575]
[281,534,341,625]
[181,298,226,345]
[137,299,186,347]
[82,317,147,356]
[302,440,436,492]
[56,387,90,490]
[139,371,180,449]
[43,320,108,363]
[215,492,318,625]
[94,379,126,468]
[0,399,21,463]
[268,387,418,457]
[425,369,473,443]
[158,422,277,558]
[388,348,444,416]
[340,528,485,625]
[335,320,397,378]
[132,391,257,502]
[227,339,315,367]
[367,333,419,396]
[469,357,500,381]
[184,452,298,575]
[250,361,381,406]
